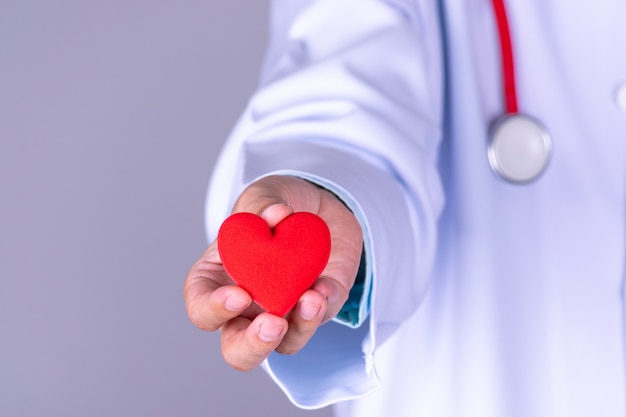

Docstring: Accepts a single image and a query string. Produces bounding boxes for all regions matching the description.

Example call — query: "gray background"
[0,1,333,416]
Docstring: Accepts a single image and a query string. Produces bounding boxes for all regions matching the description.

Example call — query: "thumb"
[232,175,320,226]
[261,203,294,229]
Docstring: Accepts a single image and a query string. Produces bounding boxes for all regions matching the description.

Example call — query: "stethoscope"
[488,0,552,184]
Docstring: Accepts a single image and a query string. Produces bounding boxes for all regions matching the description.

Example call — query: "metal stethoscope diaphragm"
[488,0,552,184]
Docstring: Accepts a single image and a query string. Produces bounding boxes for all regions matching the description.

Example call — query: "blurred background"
[0,1,332,416]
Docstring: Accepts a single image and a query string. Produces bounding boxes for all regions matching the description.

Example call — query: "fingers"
[275,289,328,355]
[310,276,347,323]
[186,284,252,332]
[184,243,257,331]
[220,287,331,370]
[221,313,288,371]
[186,175,364,370]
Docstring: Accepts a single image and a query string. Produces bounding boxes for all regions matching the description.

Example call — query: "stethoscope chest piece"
[488,114,552,183]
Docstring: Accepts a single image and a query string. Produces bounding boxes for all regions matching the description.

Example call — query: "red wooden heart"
[217,212,331,317]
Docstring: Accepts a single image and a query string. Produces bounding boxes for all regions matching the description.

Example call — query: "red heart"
[217,212,331,317]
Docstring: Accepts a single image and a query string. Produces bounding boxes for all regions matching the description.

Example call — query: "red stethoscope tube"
[491,0,518,114]
[487,0,552,184]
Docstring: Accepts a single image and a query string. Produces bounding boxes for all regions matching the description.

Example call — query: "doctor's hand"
[184,175,363,371]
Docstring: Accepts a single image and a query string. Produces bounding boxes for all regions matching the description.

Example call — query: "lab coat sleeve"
[205,0,444,409]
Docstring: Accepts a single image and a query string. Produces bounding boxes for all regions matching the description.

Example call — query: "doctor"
[184,0,626,415]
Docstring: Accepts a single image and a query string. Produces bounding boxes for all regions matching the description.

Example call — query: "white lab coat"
[205,0,626,415]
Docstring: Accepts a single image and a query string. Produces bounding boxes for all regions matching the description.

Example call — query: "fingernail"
[225,296,248,312]
[258,322,284,342]
[260,203,287,218]
[260,203,293,228]
[299,300,321,321]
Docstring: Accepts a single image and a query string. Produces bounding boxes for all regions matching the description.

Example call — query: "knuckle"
[222,342,268,372]
[188,309,219,332]
[221,326,269,372]
[293,317,321,334]
[275,344,299,355]
[222,351,253,372]
[275,333,310,355]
